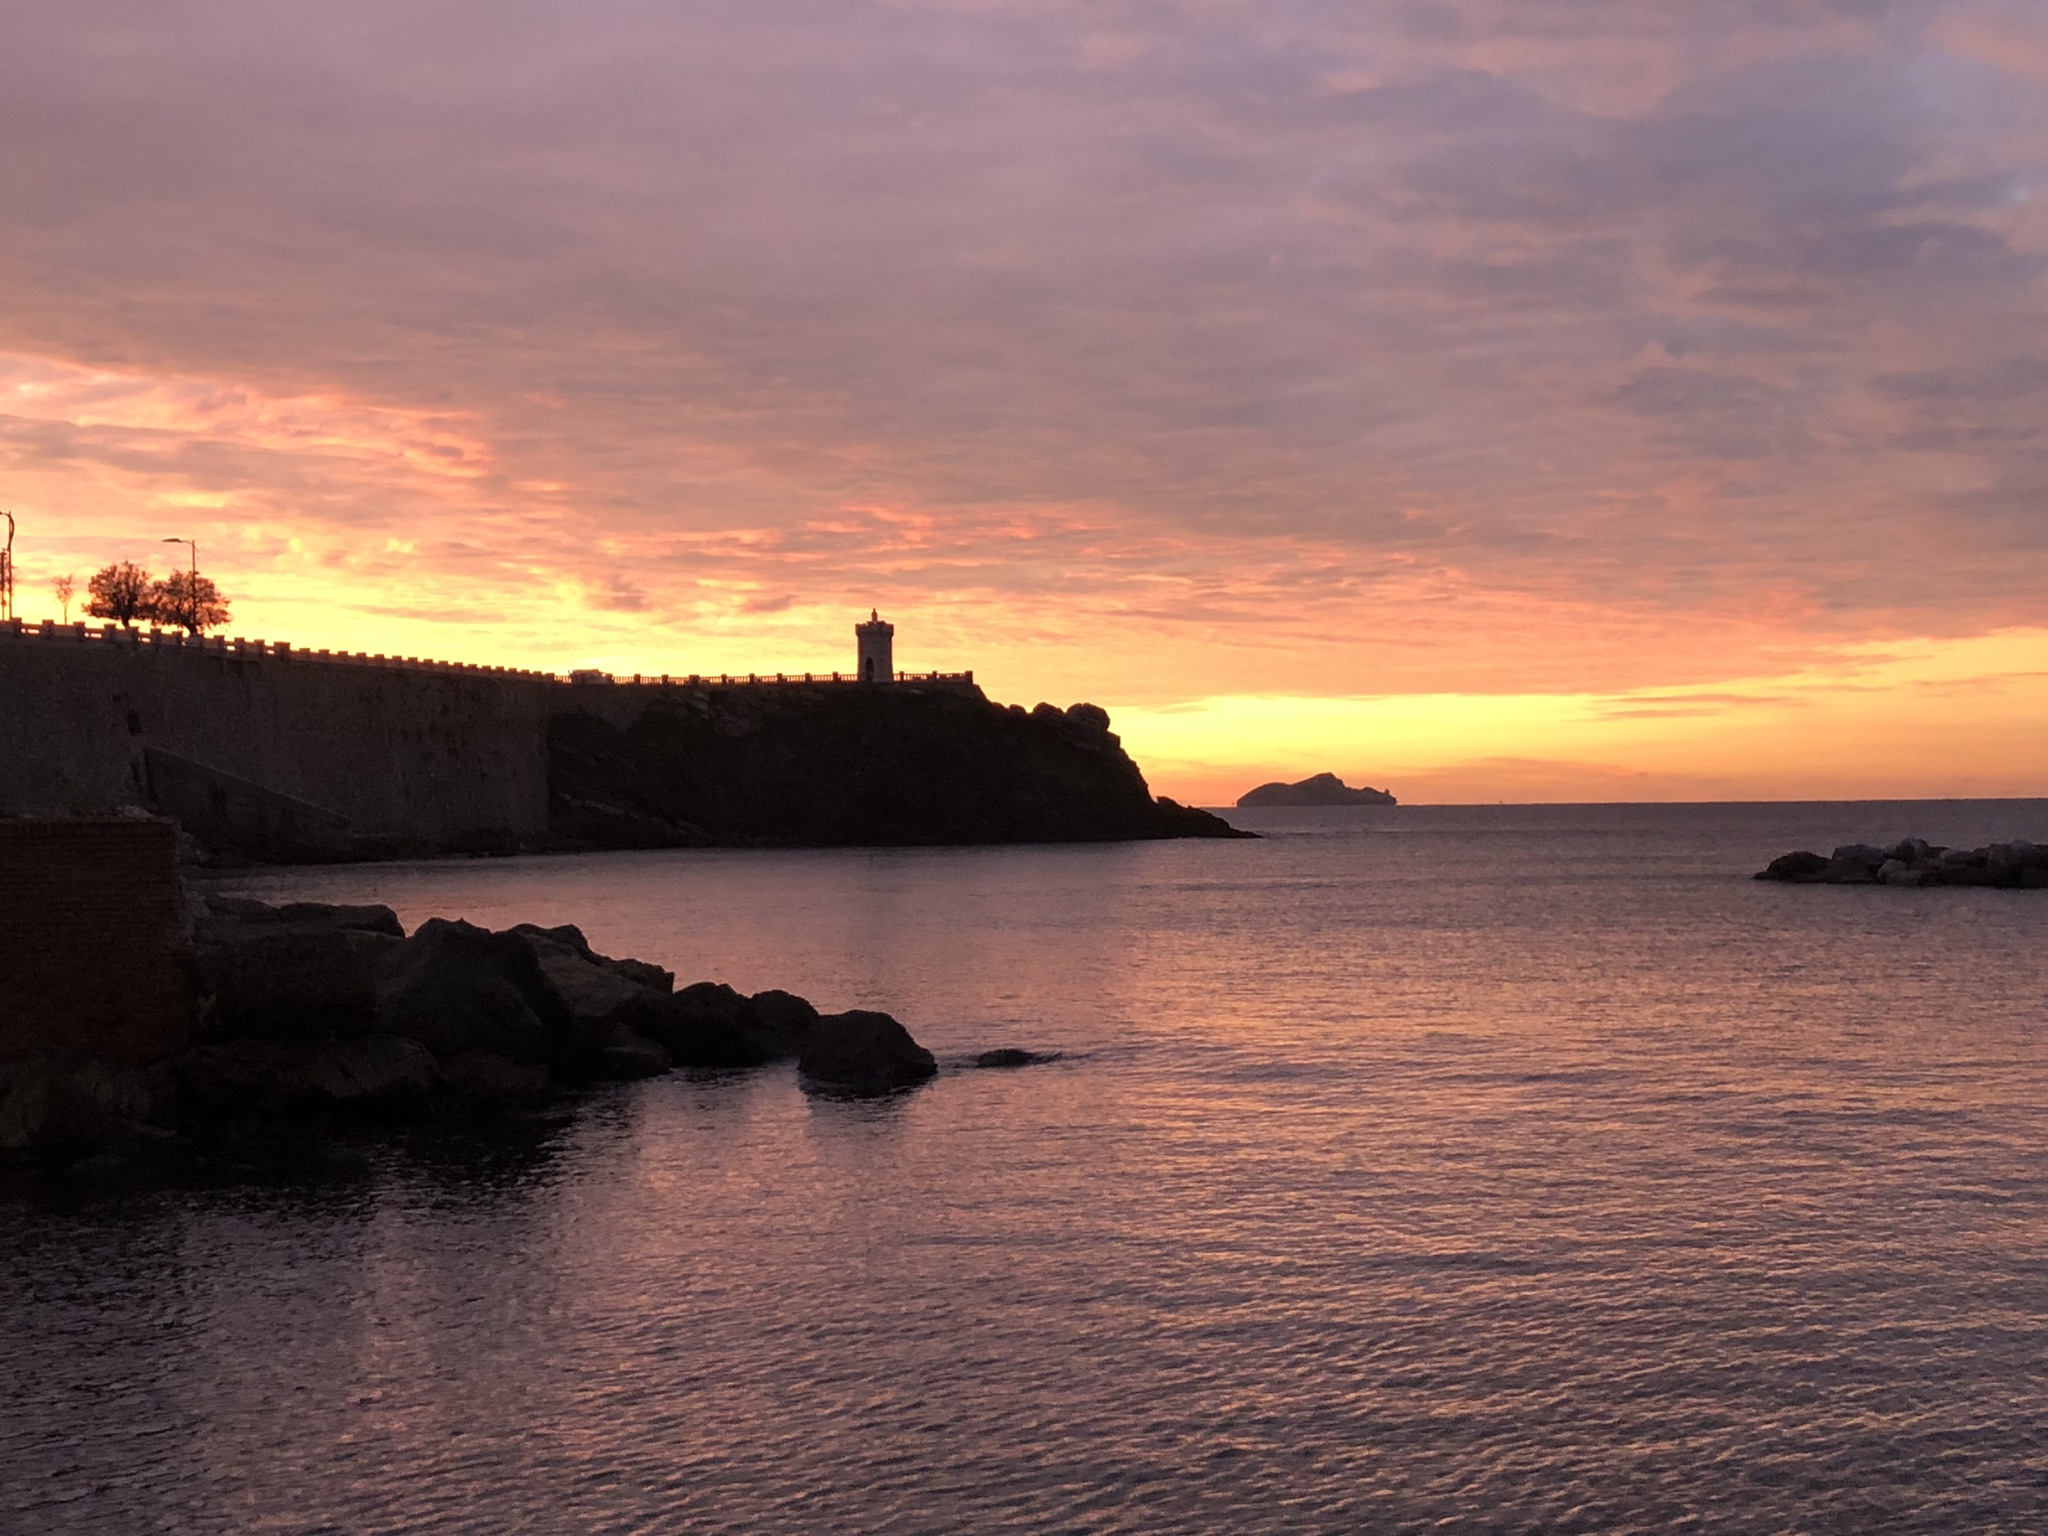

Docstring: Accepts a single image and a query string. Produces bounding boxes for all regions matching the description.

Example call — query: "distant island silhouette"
[1236,772,1397,808]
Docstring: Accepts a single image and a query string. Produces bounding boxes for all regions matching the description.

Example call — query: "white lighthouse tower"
[855,609,894,684]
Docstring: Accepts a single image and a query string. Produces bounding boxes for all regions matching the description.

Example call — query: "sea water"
[7,802,2048,1533]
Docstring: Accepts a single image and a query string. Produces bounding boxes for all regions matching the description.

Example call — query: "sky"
[4,0,2046,804]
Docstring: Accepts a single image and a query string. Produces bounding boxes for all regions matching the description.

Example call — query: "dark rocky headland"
[1235,772,1397,808]
[1757,838,2048,887]
[0,891,990,1181]
[551,687,1247,849]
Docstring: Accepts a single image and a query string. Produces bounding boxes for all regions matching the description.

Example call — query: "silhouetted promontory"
[550,684,1249,848]
[1235,772,1396,808]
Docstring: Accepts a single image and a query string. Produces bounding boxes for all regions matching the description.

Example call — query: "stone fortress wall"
[1,623,558,848]
[0,620,974,854]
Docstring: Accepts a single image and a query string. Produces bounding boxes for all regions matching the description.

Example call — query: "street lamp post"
[162,537,196,634]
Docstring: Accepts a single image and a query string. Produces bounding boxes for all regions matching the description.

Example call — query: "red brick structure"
[0,817,193,1065]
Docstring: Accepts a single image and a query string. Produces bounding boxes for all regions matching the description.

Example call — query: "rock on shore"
[0,894,949,1174]
[799,1010,938,1092]
[1757,838,2048,887]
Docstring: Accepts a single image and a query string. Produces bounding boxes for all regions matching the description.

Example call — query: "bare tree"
[53,574,75,623]
[149,569,231,635]
[85,562,154,626]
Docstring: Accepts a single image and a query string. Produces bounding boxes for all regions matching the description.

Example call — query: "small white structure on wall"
[855,609,894,683]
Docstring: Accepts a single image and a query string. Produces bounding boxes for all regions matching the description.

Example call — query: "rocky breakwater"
[0,894,946,1177]
[1757,838,2048,888]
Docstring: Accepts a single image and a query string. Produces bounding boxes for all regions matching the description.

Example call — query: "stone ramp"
[143,747,355,861]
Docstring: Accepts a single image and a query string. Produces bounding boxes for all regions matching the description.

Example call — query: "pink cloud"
[0,0,2041,721]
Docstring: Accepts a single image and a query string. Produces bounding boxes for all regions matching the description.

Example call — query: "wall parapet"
[0,622,971,690]
[572,669,977,688]
[0,620,557,681]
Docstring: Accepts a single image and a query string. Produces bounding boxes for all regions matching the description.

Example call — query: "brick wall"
[0,817,193,1065]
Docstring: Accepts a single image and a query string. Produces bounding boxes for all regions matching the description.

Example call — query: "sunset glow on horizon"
[8,2,2047,805]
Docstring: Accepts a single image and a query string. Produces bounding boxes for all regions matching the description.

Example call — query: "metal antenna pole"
[2,512,14,623]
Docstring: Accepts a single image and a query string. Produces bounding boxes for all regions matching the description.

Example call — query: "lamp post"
[162,536,196,634]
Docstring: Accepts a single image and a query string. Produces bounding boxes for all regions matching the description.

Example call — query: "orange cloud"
[3,3,2045,801]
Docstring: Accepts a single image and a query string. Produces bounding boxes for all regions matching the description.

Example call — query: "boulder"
[511,920,592,957]
[510,923,675,995]
[587,1024,673,1082]
[1933,855,1999,887]
[1820,845,1885,883]
[198,895,404,939]
[145,1028,531,1130]
[373,919,580,1065]
[161,1039,321,1121]
[193,927,380,1043]
[505,925,682,1080]
[1986,843,2040,884]
[607,956,675,994]
[641,982,783,1068]
[189,896,409,1043]
[973,1048,1060,1069]
[1756,850,1828,882]
[441,1049,553,1106]
[544,956,648,1032]
[271,902,405,938]
[199,894,277,922]
[799,1010,937,1093]
[301,1034,439,1110]
[750,989,822,1056]
[630,983,831,1069]
[0,1059,154,1160]
[510,925,667,1052]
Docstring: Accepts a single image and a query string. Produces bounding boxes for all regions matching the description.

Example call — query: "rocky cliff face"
[548,683,1247,847]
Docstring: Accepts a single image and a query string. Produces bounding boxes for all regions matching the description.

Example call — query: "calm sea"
[8,802,2048,1534]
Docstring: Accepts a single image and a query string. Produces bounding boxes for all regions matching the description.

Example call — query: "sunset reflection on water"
[8,803,2048,1533]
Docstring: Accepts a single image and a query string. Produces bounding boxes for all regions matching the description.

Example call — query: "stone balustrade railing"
[0,619,972,689]
[0,619,556,680]
[571,669,976,687]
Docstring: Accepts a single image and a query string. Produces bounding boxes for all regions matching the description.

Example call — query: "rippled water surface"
[9,802,2048,1533]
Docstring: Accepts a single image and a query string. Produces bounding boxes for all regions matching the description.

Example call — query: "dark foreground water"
[8,801,2048,1534]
